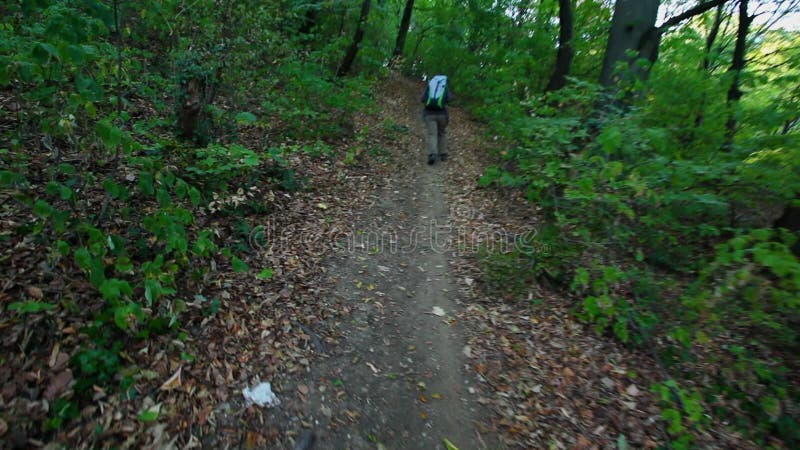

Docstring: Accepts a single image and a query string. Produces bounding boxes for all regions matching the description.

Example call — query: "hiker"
[421,75,451,165]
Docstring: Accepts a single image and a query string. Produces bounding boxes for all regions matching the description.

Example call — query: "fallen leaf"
[366,362,379,374]
[160,367,182,391]
[343,409,360,421]
[26,286,43,299]
[298,384,309,395]
[48,343,64,369]
[43,369,73,401]
[244,431,263,450]
[431,306,445,317]
[626,384,640,397]
[443,438,460,450]
[622,401,637,410]
[562,367,575,378]
[320,405,332,417]
[575,435,592,449]
[138,403,161,422]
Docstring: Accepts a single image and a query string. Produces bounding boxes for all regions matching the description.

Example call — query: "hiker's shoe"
[440,154,448,162]
[427,154,436,165]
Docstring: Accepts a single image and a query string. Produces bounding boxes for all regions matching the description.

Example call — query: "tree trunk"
[299,3,320,35]
[600,0,733,89]
[695,4,726,128]
[724,0,753,147]
[177,77,209,144]
[409,23,434,67]
[337,0,372,77]
[392,0,415,61]
[703,5,725,72]
[599,0,660,87]
[775,195,800,255]
[545,0,574,92]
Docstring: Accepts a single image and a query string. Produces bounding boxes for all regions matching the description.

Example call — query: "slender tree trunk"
[299,3,320,35]
[724,0,753,147]
[112,0,123,160]
[409,23,433,66]
[695,4,726,128]
[639,0,732,68]
[545,0,574,92]
[337,0,372,77]
[599,0,660,87]
[392,0,415,61]
[703,5,725,72]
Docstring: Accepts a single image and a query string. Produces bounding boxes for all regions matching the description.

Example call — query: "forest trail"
[269,77,500,449]
[261,75,676,450]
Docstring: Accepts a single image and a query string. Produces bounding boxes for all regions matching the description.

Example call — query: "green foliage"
[257,268,274,280]
[478,247,536,296]
[185,143,261,190]
[652,380,706,450]
[0,0,380,440]
[71,344,123,393]
[44,397,80,431]
[443,4,800,445]
[8,301,57,314]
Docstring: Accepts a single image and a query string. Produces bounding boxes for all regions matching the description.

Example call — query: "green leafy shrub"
[185,143,260,190]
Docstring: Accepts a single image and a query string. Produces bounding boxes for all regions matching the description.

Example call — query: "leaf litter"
[0,74,757,449]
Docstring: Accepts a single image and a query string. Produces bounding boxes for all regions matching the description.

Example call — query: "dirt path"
[270,77,497,449]
[247,75,732,450]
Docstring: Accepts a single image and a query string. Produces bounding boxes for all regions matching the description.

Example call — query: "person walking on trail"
[421,75,451,165]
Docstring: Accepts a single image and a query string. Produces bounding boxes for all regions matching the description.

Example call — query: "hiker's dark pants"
[423,111,448,158]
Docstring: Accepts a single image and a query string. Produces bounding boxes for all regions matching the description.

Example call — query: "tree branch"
[657,0,733,32]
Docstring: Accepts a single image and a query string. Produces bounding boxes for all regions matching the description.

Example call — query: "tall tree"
[545,0,575,92]
[337,0,372,77]
[392,0,415,62]
[694,4,728,128]
[702,4,726,72]
[724,0,754,144]
[599,0,660,87]
[600,0,733,88]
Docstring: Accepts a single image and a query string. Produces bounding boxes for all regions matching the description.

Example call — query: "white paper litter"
[431,306,446,317]
[242,382,280,408]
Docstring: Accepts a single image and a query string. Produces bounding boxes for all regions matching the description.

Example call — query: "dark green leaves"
[32,42,59,64]
[8,301,57,314]
[235,111,257,124]
[95,119,122,149]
